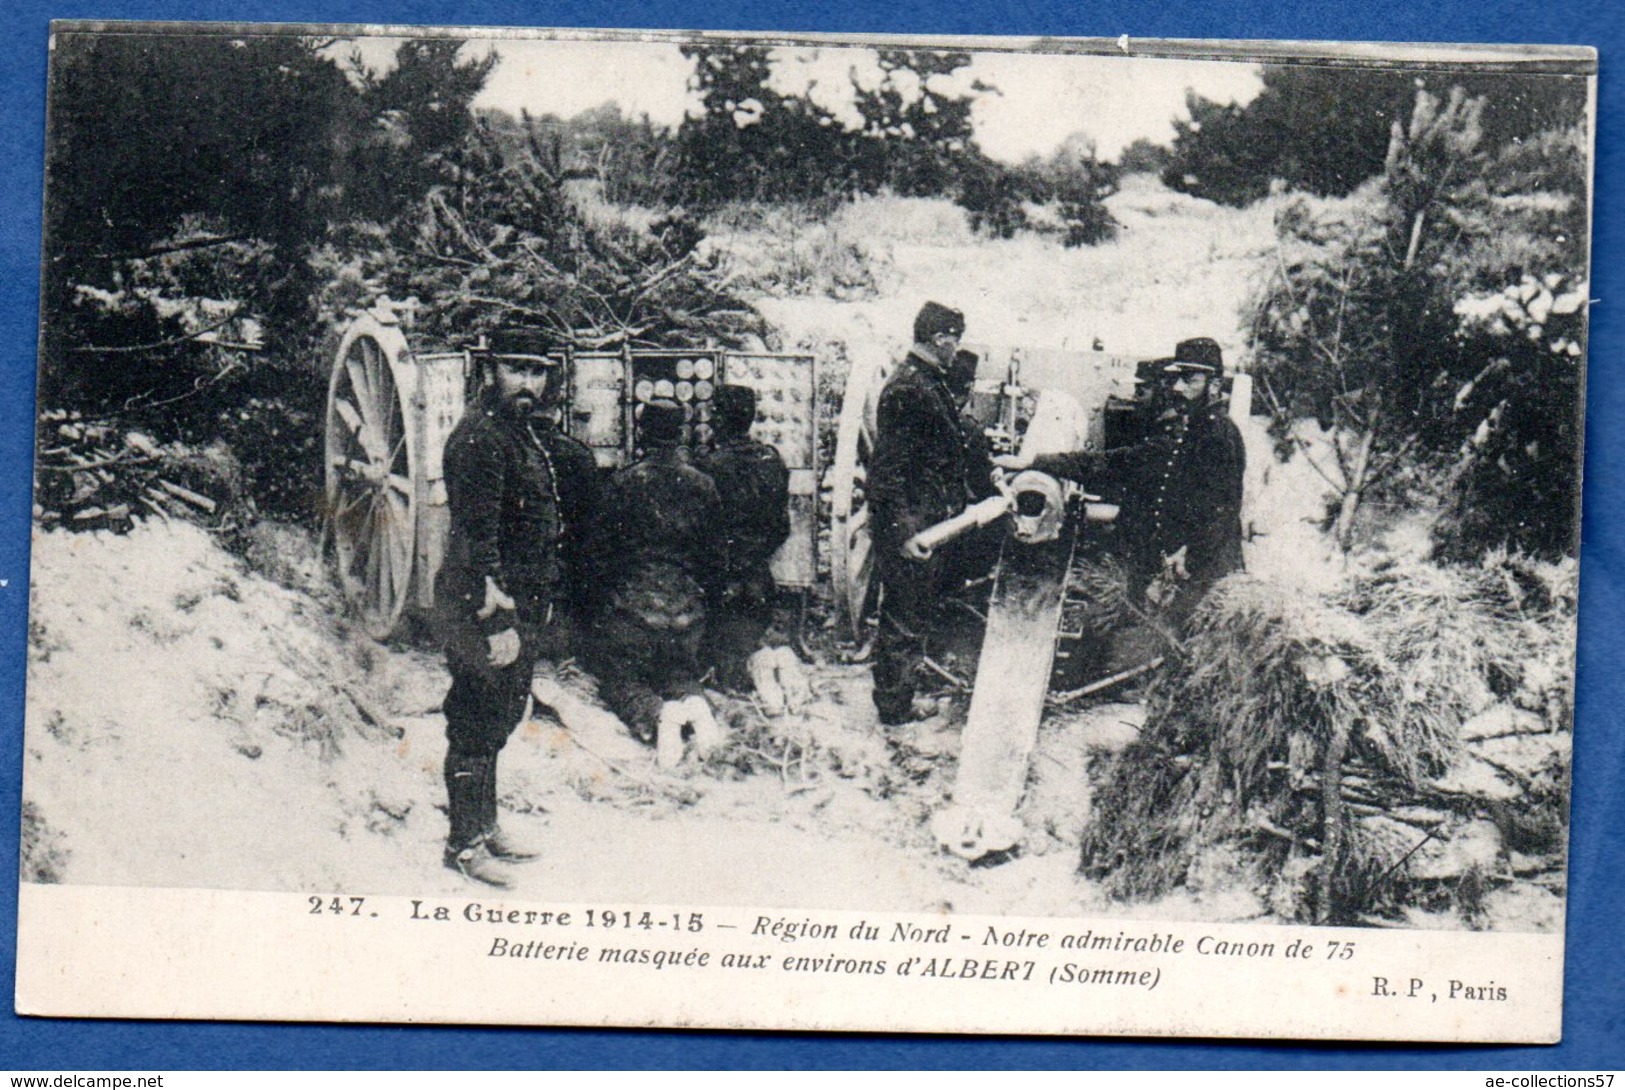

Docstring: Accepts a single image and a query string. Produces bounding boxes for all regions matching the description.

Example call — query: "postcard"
[16,22,1593,1040]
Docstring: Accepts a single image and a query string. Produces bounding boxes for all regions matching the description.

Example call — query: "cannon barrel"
[905,494,1013,559]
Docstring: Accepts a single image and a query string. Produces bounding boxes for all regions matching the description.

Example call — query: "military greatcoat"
[1032,400,1246,615]
[867,345,999,724]
[583,447,725,740]
[435,394,599,759]
[695,434,791,688]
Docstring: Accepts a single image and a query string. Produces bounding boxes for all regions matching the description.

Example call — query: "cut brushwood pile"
[33,411,252,535]
[1081,551,1575,928]
[350,119,769,354]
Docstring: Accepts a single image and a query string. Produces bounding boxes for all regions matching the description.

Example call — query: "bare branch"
[86,357,250,420]
[68,310,243,355]
[1256,373,1349,493]
[407,247,485,269]
[1364,433,1421,486]
[428,190,500,264]
[85,233,253,262]
[463,295,552,320]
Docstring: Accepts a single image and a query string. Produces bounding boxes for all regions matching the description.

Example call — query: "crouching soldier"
[694,384,797,701]
[583,399,727,767]
[996,336,1245,628]
[435,328,599,887]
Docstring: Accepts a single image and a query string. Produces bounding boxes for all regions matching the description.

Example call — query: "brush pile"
[1081,550,1575,927]
[32,411,253,535]
[325,121,770,355]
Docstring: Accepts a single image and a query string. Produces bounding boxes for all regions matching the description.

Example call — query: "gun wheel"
[324,318,417,640]
[828,354,892,641]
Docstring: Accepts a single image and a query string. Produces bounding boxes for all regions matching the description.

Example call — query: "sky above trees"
[337,34,1264,161]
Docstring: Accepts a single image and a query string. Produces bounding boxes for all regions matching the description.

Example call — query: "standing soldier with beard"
[867,302,1001,726]
[996,336,1245,627]
[434,329,599,888]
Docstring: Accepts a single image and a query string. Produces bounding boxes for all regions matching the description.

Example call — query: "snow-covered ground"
[23,517,1269,919]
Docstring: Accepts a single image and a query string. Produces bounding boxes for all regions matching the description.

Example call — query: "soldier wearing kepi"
[435,328,599,888]
[997,336,1245,627]
[583,399,727,765]
[867,302,1000,726]
[694,384,791,693]
[948,348,996,479]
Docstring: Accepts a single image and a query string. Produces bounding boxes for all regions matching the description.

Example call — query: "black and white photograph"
[14,22,1595,1040]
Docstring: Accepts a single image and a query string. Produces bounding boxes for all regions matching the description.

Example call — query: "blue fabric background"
[1,0,1618,1069]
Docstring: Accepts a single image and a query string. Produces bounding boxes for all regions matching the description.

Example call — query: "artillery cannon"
[828,341,1251,861]
[322,298,819,639]
[829,343,1250,637]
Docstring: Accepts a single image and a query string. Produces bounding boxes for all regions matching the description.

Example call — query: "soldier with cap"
[996,336,1245,627]
[867,301,1001,726]
[434,328,600,887]
[582,399,727,764]
[694,384,792,693]
[948,348,997,485]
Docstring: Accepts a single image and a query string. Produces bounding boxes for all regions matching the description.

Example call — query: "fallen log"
[157,478,217,513]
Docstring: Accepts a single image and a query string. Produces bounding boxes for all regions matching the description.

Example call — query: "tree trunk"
[1316,718,1353,925]
[1333,428,1377,553]
[1404,209,1427,270]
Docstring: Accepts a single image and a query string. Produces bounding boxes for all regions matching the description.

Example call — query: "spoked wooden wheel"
[324,318,416,639]
[828,354,892,641]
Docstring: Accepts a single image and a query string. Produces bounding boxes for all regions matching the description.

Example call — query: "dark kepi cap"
[641,398,686,447]
[913,301,966,344]
[712,384,757,435]
[485,327,560,364]
[1165,337,1224,379]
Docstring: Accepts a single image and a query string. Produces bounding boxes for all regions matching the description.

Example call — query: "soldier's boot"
[484,825,541,863]
[443,754,513,888]
[474,754,499,837]
[683,694,727,759]
[748,647,787,716]
[479,755,540,864]
[444,840,514,889]
[655,700,688,770]
[771,646,812,711]
[873,657,939,725]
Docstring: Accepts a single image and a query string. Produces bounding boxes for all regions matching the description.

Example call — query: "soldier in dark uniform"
[867,302,1000,725]
[583,399,725,749]
[949,348,996,485]
[434,328,600,888]
[997,336,1245,628]
[694,384,791,692]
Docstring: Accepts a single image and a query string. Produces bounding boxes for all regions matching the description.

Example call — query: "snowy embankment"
[23,521,440,890]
